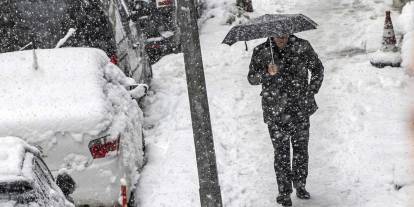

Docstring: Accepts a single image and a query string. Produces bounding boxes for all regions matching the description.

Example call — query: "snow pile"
[0,48,111,142]
[0,48,144,180]
[0,137,39,182]
[398,2,414,69]
[369,49,402,66]
[129,84,149,99]
[135,53,200,206]
[137,0,414,206]
[199,0,250,26]
[103,63,145,179]
[398,2,414,32]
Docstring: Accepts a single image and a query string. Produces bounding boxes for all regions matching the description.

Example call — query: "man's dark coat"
[248,35,324,124]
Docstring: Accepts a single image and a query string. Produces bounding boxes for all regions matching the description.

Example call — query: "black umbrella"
[222,14,318,45]
[222,14,318,64]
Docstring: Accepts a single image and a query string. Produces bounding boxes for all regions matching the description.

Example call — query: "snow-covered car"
[0,48,146,206]
[0,0,152,85]
[0,137,74,207]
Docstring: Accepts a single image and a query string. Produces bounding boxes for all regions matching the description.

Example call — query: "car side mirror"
[129,84,149,99]
[56,173,76,197]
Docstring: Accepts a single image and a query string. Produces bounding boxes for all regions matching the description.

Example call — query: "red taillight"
[146,44,161,49]
[110,54,118,65]
[88,135,120,159]
[121,181,127,207]
[158,0,174,6]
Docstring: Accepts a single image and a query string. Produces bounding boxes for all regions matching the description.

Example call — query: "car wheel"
[141,130,148,166]
[127,191,135,207]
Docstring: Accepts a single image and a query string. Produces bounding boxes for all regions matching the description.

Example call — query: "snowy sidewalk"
[136,0,414,206]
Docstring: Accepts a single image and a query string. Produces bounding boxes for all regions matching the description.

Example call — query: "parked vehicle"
[0,48,146,206]
[101,0,153,84]
[0,0,152,85]
[130,0,181,64]
[0,136,74,207]
[145,31,179,65]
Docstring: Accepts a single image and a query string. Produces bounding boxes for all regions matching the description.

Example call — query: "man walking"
[248,35,324,206]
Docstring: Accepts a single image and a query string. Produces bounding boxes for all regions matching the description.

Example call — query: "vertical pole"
[172,0,180,52]
[176,0,223,206]
[31,35,39,71]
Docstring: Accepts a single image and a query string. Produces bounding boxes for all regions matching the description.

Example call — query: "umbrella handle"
[269,38,275,65]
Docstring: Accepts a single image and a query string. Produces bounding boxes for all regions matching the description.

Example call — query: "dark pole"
[176,0,223,206]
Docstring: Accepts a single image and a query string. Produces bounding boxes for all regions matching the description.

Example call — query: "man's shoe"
[296,187,311,199]
[276,193,292,206]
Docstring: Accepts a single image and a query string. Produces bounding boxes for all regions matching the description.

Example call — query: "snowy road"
[136,0,414,206]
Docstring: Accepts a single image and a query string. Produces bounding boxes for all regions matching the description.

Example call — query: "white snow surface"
[0,48,111,141]
[137,0,414,206]
[0,137,39,183]
[398,2,414,33]
[0,47,145,177]
[0,48,143,206]
[398,2,414,69]
[370,50,402,64]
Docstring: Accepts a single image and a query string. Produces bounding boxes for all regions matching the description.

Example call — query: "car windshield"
[0,181,33,195]
[0,181,39,204]
[0,181,35,203]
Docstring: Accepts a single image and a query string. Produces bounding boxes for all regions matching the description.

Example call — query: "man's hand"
[267,64,278,76]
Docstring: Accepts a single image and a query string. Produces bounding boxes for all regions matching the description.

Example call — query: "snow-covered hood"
[0,48,113,142]
[0,137,39,182]
[0,201,17,207]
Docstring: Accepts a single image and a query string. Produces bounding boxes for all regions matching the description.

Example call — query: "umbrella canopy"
[222,14,318,46]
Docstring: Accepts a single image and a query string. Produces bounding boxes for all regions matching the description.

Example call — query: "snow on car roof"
[0,137,39,183]
[0,48,111,142]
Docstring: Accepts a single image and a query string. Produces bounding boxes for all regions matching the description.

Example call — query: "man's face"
[273,35,289,48]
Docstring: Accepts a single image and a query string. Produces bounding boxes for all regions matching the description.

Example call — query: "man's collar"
[268,35,296,51]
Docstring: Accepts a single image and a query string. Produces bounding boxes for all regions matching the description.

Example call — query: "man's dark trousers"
[268,115,310,195]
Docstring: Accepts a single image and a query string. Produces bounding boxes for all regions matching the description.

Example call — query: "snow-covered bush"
[199,0,250,25]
